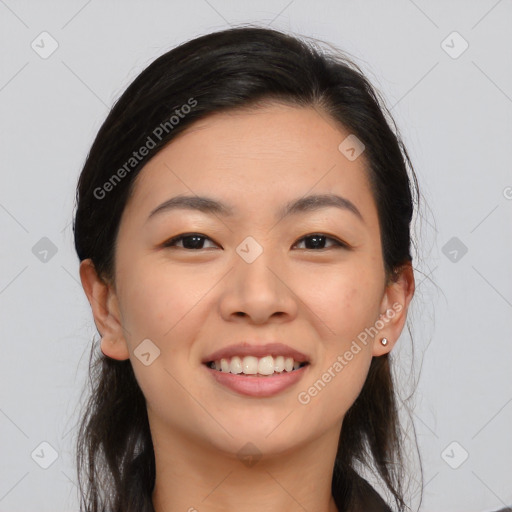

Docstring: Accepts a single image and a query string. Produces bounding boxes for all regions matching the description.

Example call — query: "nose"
[218,246,298,325]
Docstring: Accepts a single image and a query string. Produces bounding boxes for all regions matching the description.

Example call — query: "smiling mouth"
[204,355,310,377]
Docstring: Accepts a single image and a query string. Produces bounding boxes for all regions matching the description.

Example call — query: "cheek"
[117,257,211,343]
[115,260,210,414]
[303,263,382,341]
[295,332,374,437]
[297,264,380,405]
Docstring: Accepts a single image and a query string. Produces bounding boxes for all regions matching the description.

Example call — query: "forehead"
[126,103,378,228]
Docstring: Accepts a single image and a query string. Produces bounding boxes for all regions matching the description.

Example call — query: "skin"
[80,102,415,512]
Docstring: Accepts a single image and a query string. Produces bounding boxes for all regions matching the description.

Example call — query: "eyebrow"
[147,193,364,224]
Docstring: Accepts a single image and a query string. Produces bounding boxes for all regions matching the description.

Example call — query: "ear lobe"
[372,261,415,357]
[79,259,130,361]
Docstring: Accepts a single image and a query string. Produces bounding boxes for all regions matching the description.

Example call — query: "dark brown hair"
[73,25,421,511]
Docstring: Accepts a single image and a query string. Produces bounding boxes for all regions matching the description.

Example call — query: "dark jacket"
[332,467,393,511]
[350,476,393,512]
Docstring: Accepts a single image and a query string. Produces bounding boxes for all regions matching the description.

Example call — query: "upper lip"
[202,342,310,364]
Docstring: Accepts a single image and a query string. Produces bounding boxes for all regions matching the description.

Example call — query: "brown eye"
[163,233,219,250]
[293,233,348,250]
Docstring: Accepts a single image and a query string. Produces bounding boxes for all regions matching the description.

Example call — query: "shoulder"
[332,465,393,511]
[350,475,393,512]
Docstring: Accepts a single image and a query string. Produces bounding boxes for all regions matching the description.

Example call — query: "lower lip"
[204,364,309,398]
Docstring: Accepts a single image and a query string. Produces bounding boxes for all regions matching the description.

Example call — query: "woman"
[74,26,419,511]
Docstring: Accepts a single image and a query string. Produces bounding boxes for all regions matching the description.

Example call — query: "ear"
[372,261,415,356]
[79,259,130,360]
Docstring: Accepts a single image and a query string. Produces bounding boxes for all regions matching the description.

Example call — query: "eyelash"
[162,232,349,251]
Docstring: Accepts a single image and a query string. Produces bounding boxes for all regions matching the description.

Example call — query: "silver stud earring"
[380,337,388,346]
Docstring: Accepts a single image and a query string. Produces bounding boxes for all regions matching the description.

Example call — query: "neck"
[150,416,341,512]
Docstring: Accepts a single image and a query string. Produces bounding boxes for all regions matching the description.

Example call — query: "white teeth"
[258,355,274,375]
[230,356,243,374]
[242,356,258,374]
[210,355,306,375]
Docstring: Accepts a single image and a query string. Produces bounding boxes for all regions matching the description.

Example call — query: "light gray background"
[1,1,511,511]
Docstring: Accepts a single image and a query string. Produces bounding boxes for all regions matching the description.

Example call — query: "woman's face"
[88,103,412,459]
